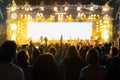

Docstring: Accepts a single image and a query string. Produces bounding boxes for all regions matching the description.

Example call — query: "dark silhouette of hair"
[0,40,17,63]
[39,46,44,54]
[17,50,32,80]
[17,50,29,67]
[63,45,85,80]
[105,56,120,80]
[32,53,58,80]
[95,46,103,58]
[85,48,100,64]
[111,46,119,57]
[67,45,78,58]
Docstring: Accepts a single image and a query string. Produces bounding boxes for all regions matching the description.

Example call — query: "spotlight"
[64,6,69,11]
[54,7,58,12]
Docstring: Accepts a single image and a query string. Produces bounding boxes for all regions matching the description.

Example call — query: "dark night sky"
[27,0,108,5]
[0,0,115,7]
[6,0,117,8]
[13,0,110,6]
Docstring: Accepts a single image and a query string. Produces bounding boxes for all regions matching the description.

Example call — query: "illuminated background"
[27,22,92,41]
[5,0,114,44]
[0,0,119,45]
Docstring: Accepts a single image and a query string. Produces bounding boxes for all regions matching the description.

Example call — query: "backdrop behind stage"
[27,22,93,41]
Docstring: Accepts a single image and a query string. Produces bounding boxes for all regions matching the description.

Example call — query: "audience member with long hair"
[0,40,25,80]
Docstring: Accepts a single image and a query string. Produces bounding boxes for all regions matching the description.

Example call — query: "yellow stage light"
[90,6,94,11]
[6,2,113,44]
[40,6,44,11]
[11,33,16,40]
[102,2,109,12]
[11,0,17,11]
[11,12,17,19]
[102,30,109,40]
[54,7,58,12]
[11,24,17,30]
[64,6,69,11]
[11,7,16,11]
[77,6,81,11]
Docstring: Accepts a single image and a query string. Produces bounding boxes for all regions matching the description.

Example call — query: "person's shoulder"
[99,65,106,69]
[10,63,24,73]
[81,65,90,72]
[98,65,107,73]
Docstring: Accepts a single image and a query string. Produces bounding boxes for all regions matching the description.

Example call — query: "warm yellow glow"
[24,2,31,11]
[54,7,58,12]
[11,24,17,30]
[102,7,109,12]
[40,6,44,11]
[77,6,81,11]
[11,33,16,40]
[64,6,69,11]
[103,15,110,20]
[25,7,30,11]
[30,8,33,11]
[11,13,17,19]
[102,30,109,40]
[66,15,73,22]
[45,15,55,22]
[58,14,63,22]
[102,3,109,12]
[11,6,16,11]
[90,6,94,11]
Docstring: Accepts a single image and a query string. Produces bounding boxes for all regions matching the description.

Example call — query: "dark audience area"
[0,40,120,80]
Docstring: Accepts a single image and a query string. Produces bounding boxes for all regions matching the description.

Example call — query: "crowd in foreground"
[0,40,120,80]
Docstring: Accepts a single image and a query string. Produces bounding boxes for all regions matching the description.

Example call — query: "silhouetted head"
[39,46,45,54]
[85,48,100,64]
[48,46,57,56]
[32,53,58,80]
[34,53,57,69]
[67,45,78,58]
[17,50,29,67]
[110,46,119,57]
[0,40,17,63]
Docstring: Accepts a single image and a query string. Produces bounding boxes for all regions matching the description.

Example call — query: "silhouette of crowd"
[0,40,120,80]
